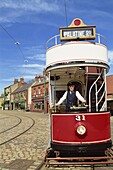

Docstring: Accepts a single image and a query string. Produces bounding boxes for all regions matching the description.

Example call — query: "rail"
[89,69,106,112]
[89,75,101,112]
[96,81,105,109]
[46,33,106,49]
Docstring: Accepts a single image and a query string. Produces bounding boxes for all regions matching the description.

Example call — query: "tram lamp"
[76,125,86,135]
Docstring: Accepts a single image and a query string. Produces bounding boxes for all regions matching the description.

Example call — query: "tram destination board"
[60,26,96,41]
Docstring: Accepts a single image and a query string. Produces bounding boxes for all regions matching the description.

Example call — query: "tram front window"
[54,81,86,113]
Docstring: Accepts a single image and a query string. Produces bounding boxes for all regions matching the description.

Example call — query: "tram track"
[0,113,35,145]
[36,159,45,170]
[0,115,22,134]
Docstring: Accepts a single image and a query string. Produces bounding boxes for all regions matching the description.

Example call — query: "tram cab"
[46,18,112,157]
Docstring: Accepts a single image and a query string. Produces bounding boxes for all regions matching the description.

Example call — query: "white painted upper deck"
[46,19,109,72]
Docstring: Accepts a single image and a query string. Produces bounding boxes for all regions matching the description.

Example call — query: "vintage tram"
[45,18,112,157]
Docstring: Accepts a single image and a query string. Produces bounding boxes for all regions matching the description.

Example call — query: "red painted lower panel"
[51,112,111,144]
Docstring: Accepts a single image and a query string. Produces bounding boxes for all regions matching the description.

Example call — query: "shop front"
[14,99,26,110]
[32,98,44,112]
[4,101,10,110]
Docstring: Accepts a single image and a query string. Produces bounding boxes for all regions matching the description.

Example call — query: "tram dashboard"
[51,105,88,113]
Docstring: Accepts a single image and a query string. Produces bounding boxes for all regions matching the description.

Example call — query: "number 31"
[75,115,85,121]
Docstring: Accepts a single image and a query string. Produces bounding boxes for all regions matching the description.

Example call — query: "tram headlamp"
[76,125,86,135]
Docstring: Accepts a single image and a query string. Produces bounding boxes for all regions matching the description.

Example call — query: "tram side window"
[55,90,66,112]
[56,90,65,103]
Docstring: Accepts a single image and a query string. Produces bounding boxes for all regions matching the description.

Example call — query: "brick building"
[106,75,113,115]
[31,76,49,113]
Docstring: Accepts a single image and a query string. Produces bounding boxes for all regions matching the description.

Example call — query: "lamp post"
[43,76,46,114]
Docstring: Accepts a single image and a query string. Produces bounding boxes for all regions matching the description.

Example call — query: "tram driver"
[55,81,86,112]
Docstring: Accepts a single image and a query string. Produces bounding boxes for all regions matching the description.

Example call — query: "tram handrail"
[96,76,106,110]
[89,75,101,112]
[96,91,105,107]
[46,34,60,49]
[97,81,105,95]
[89,69,106,112]
[46,33,106,49]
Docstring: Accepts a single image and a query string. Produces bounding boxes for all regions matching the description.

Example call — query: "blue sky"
[0,0,113,95]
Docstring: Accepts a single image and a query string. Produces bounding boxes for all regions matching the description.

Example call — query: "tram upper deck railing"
[46,33,106,50]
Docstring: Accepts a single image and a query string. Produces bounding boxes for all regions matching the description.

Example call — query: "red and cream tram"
[46,18,112,157]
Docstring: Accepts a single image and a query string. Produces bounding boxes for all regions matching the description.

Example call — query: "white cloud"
[0,0,60,24]
[0,78,15,82]
[21,75,35,79]
[0,75,34,82]
[26,54,45,61]
[21,63,45,68]
[108,50,113,66]
[0,0,59,12]
[24,45,46,62]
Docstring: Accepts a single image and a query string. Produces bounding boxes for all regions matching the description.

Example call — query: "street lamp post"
[44,76,46,114]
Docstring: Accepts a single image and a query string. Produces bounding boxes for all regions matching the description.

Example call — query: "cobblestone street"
[0,110,49,170]
[0,110,113,170]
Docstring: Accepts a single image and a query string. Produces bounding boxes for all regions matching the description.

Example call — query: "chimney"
[20,77,24,84]
[14,79,18,84]
[38,76,41,83]
[43,69,46,76]
[35,75,41,83]
[35,75,39,81]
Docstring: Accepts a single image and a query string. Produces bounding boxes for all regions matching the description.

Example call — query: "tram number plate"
[75,115,85,121]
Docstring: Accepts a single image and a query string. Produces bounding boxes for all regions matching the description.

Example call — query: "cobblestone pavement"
[0,110,113,170]
[0,110,49,170]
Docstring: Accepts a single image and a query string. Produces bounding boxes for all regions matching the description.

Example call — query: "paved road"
[0,110,113,170]
[0,110,49,170]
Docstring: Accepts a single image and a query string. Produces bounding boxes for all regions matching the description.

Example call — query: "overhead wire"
[0,23,25,60]
[0,23,28,77]
[64,0,68,26]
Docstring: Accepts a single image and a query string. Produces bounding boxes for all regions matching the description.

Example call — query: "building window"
[21,93,23,97]
[42,102,44,110]
[38,103,41,109]
[33,87,36,94]
[33,102,44,110]
[38,87,40,94]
